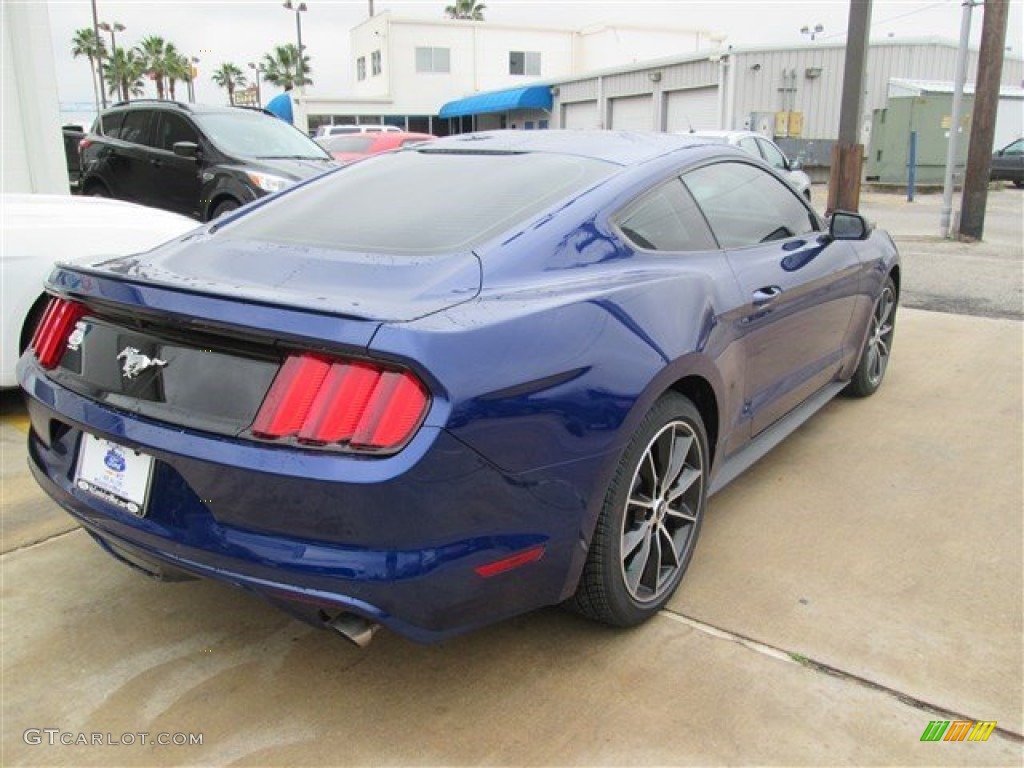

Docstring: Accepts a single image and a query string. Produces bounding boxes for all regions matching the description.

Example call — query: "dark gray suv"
[79,100,336,220]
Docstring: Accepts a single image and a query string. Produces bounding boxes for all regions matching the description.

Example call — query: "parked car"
[1,194,195,388]
[989,138,1023,187]
[689,130,813,201]
[314,124,402,137]
[316,131,436,163]
[19,131,898,646]
[79,100,336,221]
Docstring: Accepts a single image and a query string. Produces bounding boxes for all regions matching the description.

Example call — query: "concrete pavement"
[2,190,1022,765]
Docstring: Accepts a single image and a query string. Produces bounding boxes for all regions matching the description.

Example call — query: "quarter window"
[416,47,450,73]
[371,50,382,76]
[356,56,366,81]
[683,161,816,248]
[509,51,541,76]
[617,178,717,252]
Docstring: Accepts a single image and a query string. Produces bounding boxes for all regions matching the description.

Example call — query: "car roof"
[102,101,264,117]
[689,130,763,140]
[424,130,711,166]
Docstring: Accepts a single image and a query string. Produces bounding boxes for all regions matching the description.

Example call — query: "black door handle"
[752,286,783,306]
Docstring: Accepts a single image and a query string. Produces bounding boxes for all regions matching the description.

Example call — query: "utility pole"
[939,1,976,237]
[369,0,375,16]
[90,0,106,109]
[959,0,1010,240]
[826,0,872,215]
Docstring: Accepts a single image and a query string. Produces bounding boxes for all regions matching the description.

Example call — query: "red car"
[316,132,436,163]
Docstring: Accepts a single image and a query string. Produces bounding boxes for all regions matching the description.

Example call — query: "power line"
[817,2,947,41]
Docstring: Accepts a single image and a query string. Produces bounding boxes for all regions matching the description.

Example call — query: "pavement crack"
[0,526,83,557]
[659,608,1023,744]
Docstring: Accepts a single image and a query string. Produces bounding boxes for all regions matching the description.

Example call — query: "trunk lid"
[83,231,482,323]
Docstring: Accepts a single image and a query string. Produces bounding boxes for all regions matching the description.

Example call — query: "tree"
[104,46,146,102]
[166,51,191,101]
[71,27,108,112]
[445,0,486,20]
[135,35,174,99]
[211,62,248,105]
[261,44,312,91]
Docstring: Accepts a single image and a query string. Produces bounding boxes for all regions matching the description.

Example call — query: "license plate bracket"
[74,434,154,517]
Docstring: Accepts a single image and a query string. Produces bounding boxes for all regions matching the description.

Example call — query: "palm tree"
[261,44,312,91]
[166,51,190,101]
[104,46,146,102]
[135,35,172,99]
[71,27,108,113]
[445,0,486,20]
[211,62,247,105]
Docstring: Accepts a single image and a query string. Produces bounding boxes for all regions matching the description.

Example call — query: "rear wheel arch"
[669,375,719,469]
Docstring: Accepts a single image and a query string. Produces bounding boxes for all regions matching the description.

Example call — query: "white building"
[294,12,723,134]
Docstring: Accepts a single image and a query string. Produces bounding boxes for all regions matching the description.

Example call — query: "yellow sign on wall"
[774,112,804,138]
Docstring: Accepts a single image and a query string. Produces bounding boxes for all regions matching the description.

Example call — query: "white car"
[688,130,813,201]
[1,195,196,387]
[314,125,402,138]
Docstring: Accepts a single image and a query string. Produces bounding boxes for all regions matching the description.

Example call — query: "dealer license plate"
[74,434,154,517]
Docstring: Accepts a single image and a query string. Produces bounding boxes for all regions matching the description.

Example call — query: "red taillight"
[252,354,429,453]
[30,297,87,369]
[78,137,92,152]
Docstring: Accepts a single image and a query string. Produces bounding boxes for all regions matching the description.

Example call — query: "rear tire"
[845,276,897,398]
[570,393,708,627]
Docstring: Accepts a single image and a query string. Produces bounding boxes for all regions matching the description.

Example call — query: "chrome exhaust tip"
[327,612,380,648]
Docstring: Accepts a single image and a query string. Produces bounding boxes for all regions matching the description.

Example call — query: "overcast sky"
[47,0,1024,114]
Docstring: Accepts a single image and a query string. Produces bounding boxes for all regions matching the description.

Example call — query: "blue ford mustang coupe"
[19,131,898,646]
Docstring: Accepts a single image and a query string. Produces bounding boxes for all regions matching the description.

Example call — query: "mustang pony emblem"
[116,347,168,380]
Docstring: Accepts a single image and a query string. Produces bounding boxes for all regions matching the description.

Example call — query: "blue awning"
[438,85,552,119]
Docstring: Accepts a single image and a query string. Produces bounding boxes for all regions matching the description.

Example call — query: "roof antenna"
[688,118,694,134]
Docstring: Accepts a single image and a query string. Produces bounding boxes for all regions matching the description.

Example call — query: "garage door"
[562,101,599,130]
[609,95,653,131]
[664,86,719,132]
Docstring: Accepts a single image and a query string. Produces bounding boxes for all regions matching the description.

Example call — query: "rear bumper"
[20,359,601,643]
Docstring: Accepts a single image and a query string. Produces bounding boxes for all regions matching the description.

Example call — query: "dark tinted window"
[155,112,198,151]
[97,111,126,137]
[617,178,716,252]
[320,136,375,153]
[118,110,153,145]
[683,161,816,248]
[221,150,615,254]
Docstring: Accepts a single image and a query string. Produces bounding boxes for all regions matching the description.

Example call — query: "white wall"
[2,1,67,195]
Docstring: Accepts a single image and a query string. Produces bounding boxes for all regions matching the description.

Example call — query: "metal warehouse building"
[548,38,1023,168]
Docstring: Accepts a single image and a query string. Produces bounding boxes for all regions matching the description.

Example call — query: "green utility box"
[866,95,973,185]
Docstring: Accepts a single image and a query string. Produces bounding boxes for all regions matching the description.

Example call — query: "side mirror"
[789,159,802,171]
[829,211,872,241]
[172,141,200,159]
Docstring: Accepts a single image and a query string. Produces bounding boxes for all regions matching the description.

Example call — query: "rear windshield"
[220,149,617,254]
[320,136,375,153]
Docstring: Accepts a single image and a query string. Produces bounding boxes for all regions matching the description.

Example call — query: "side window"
[118,110,153,145]
[757,138,789,171]
[616,177,717,252]
[1004,139,1024,155]
[683,161,816,248]
[155,113,198,152]
[737,137,760,159]
[98,111,126,138]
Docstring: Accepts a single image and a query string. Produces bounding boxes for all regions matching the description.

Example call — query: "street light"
[186,56,200,103]
[248,62,264,107]
[99,21,126,102]
[98,20,125,53]
[282,0,308,88]
[800,23,824,41]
